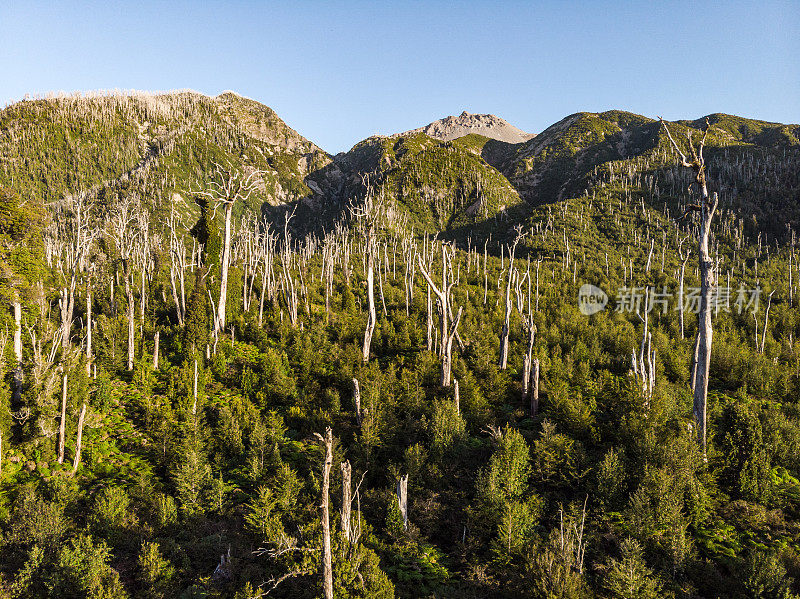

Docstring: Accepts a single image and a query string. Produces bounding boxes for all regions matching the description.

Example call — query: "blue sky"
[1,0,798,153]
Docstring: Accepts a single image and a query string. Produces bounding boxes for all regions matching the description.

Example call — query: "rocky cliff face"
[401,111,535,143]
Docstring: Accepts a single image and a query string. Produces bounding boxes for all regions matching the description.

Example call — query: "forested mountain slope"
[0,90,331,223]
[0,91,800,598]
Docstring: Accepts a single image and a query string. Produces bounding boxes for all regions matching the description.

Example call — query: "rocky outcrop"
[401,111,535,143]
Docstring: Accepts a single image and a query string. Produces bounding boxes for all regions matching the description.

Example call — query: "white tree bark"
[71,403,87,474]
[660,117,717,454]
[362,246,376,363]
[85,287,92,375]
[530,358,540,417]
[317,427,334,599]
[341,460,352,542]
[397,473,409,531]
[58,371,68,464]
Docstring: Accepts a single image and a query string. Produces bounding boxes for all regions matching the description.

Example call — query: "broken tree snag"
[341,460,352,542]
[353,378,362,425]
[530,358,540,417]
[153,330,160,370]
[315,427,334,599]
[454,378,460,415]
[397,473,409,531]
[499,231,521,369]
[362,240,377,363]
[72,403,87,474]
[12,291,22,402]
[659,116,717,454]
[192,359,198,416]
[58,371,68,464]
[85,285,92,375]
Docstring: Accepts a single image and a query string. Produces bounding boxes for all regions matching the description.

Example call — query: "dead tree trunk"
[761,290,776,353]
[85,286,92,375]
[341,460,352,542]
[499,236,520,369]
[195,165,260,335]
[71,403,87,474]
[441,307,463,388]
[58,371,68,464]
[530,358,540,417]
[362,243,377,363]
[426,286,434,352]
[218,203,234,333]
[499,268,513,369]
[316,427,334,599]
[397,473,409,531]
[12,292,22,402]
[660,117,717,454]
[59,284,76,351]
[353,378,362,426]
[418,245,462,387]
[153,330,160,370]
[125,261,135,371]
[522,324,536,402]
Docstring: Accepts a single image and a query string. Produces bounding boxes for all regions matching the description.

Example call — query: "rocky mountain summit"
[401,110,536,143]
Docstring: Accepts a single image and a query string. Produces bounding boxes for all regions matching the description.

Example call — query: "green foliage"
[739,547,800,599]
[478,426,530,510]
[244,485,284,540]
[7,486,69,549]
[182,271,210,360]
[52,534,128,598]
[89,487,136,544]
[716,397,774,503]
[137,542,175,599]
[173,449,212,516]
[430,398,465,454]
[602,539,667,599]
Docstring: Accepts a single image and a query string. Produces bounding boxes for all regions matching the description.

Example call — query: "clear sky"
[1,0,798,153]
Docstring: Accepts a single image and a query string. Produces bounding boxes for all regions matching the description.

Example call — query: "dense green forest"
[1,91,800,598]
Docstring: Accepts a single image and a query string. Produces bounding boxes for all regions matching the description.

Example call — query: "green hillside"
[0,91,331,224]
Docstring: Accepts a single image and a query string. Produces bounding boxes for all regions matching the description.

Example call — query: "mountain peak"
[402,111,535,144]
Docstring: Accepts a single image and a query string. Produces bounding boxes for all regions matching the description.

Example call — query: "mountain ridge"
[399,110,536,144]
[2,89,798,240]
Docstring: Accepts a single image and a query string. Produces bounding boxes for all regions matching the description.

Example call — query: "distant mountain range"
[1,90,798,240]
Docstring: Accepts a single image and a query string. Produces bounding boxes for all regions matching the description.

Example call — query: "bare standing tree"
[313,427,334,599]
[397,473,409,531]
[418,244,463,387]
[341,460,352,542]
[514,267,537,406]
[499,230,522,369]
[109,196,140,371]
[167,206,188,326]
[49,192,98,352]
[659,116,718,453]
[351,180,383,363]
[71,403,87,473]
[195,163,261,334]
